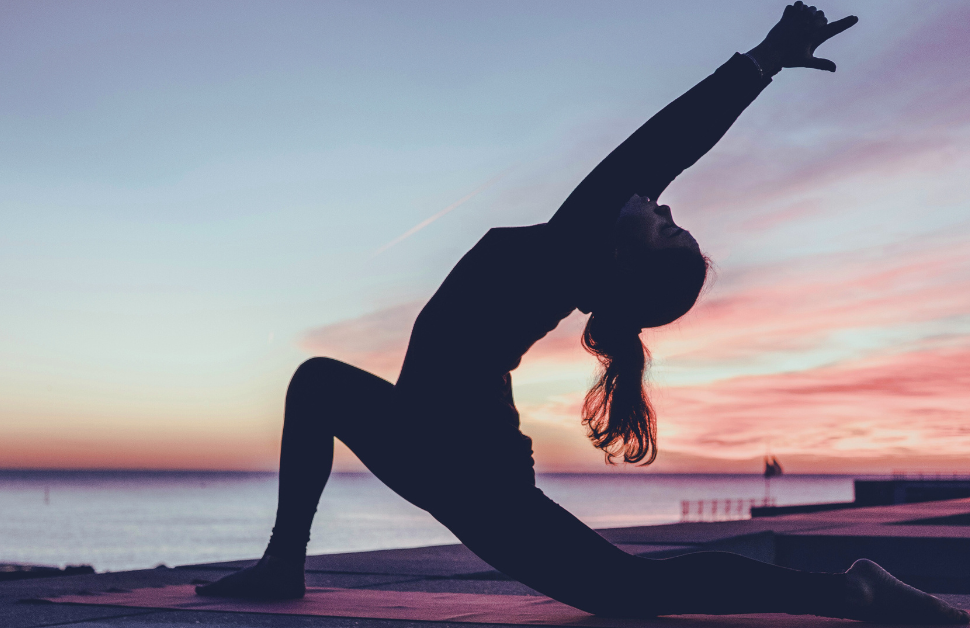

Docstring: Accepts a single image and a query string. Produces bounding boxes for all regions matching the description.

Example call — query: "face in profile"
[614,194,700,258]
[607,195,708,329]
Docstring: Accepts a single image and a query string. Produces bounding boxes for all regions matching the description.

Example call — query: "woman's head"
[580,195,710,465]
[609,194,708,328]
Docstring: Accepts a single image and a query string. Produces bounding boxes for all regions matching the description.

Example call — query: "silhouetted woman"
[199,4,968,624]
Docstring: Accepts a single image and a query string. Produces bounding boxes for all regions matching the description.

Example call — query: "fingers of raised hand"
[789,2,816,17]
[800,4,824,25]
[783,1,805,20]
[784,3,825,30]
[776,3,856,71]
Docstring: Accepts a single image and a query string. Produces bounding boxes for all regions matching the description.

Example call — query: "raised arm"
[548,2,858,240]
[547,53,768,238]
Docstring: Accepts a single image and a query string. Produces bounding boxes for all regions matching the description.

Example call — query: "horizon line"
[0,468,903,477]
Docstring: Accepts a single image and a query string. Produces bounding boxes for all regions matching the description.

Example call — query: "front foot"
[839,559,969,625]
[195,553,306,600]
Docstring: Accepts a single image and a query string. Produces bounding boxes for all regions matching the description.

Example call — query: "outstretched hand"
[748,1,858,75]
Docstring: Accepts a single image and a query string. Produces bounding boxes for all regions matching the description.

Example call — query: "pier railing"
[890,471,970,480]
[680,497,776,522]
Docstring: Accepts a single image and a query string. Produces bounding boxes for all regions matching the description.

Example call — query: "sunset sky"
[2,1,969,473]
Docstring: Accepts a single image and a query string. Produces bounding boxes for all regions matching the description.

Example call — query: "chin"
[635,297,699,329]
[638,313,686,329]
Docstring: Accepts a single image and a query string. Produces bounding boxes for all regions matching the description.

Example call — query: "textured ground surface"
[5,498,970,627]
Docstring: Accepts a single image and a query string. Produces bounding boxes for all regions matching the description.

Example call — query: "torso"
[394,224,579,479]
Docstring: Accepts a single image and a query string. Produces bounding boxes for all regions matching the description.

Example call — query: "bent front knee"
[295,356,342,377]
[288,357,345,391]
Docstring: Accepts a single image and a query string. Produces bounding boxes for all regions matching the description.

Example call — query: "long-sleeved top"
[394,53,771,485]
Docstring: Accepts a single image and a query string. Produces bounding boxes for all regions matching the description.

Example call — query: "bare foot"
[840,559,969,625]
[195,553,306,600]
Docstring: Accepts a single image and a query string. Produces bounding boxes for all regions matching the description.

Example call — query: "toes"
[195,575,243,597]
[846,559,970,625]
[195,582,225,597]
[936,602,970,625]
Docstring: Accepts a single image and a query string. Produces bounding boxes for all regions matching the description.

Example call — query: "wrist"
[745,43,783,78]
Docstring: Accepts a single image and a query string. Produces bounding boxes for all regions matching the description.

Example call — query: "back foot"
[195,554,306,600]
[841,559,969,625]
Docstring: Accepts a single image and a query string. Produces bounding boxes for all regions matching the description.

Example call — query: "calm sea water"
[0,471,858,572]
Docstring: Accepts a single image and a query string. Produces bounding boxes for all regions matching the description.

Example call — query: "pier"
[751,477,970,518]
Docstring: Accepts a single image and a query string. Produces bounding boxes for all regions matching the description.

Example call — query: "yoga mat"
[44,584,888,627]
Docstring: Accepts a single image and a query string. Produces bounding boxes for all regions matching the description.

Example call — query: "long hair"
[581,314,656,465]
[581,248,710,465]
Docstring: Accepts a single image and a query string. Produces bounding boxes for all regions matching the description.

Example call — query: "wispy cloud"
[371,169,511,258]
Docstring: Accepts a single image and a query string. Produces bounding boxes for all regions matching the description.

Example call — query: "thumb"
[803,56,837,72]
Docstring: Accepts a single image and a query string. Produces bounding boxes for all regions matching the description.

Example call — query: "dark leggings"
[264,358,847,618]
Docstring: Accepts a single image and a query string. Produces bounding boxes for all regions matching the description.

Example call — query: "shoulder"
[481,223,549,242]
[473,223,559,258]
[435,223,562,293]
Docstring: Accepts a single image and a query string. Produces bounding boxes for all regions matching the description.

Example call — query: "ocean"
[0,471,857,573]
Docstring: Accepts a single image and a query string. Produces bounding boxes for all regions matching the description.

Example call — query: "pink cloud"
[505,227,970,379]
[299,301,422,381]
[514,340,970,471]
[654,341,970,462]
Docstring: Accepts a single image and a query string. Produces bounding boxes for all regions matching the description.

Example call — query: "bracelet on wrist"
[742,52,765,79]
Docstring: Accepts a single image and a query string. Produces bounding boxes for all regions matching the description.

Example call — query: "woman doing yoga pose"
[199,4,969,624]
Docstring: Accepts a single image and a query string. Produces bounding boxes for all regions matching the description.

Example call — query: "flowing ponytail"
[581,314,656,465]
